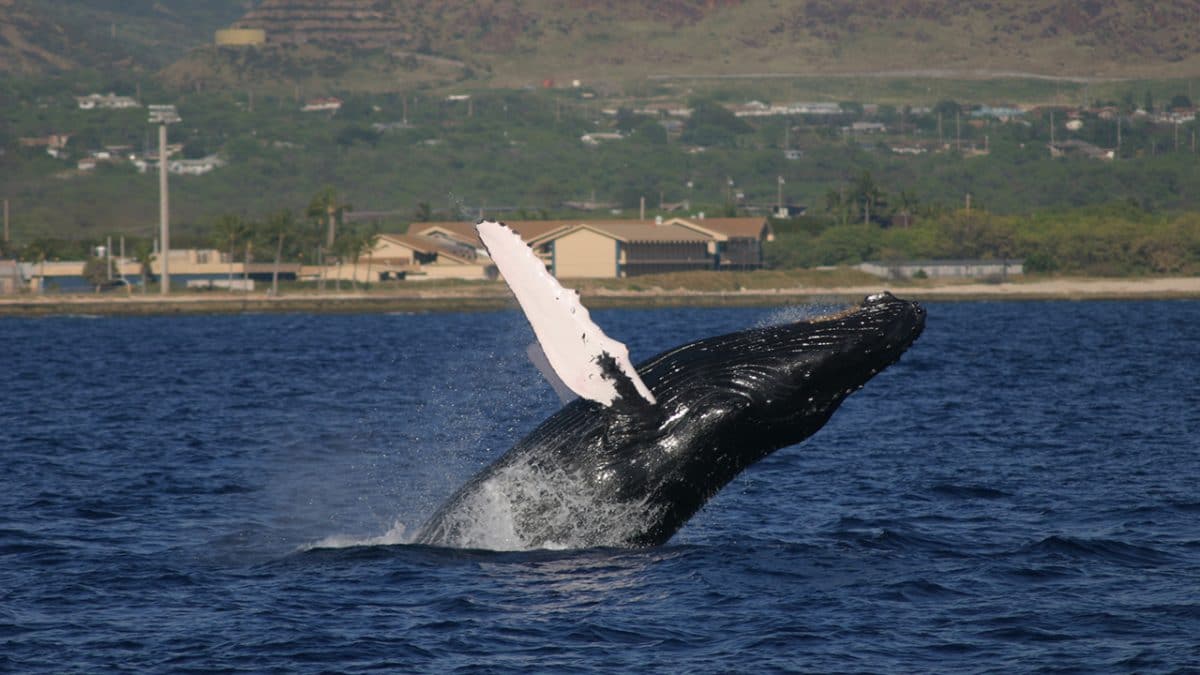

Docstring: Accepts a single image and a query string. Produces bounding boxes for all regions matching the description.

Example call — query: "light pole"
[148,104,180,294]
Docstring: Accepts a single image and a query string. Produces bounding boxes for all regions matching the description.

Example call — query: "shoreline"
[2,277,1198,317]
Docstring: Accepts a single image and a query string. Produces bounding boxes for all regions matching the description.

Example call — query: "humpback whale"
[415,221,925,550]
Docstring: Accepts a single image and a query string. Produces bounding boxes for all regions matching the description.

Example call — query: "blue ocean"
[3,300,1198,672]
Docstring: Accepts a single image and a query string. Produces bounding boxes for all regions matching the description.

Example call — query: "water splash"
[755,301,847,328]
[423,462,661,551]
[300,519,411,551]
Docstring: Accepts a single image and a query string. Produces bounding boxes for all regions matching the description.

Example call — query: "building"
[360,234,487,281]
[857,259,1024,280]
[134,155,225,175]
[849,122,887,133]
[0,260,27,294]
[76,93,140,110]
[19,134,72,158]
[301,97,343,113]
[409,216,773,279]
[1048,140,1114,161]
[215,28,266,46]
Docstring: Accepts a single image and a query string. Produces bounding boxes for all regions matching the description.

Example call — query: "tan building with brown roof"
[410,217,771,279]
[361,233,488,281]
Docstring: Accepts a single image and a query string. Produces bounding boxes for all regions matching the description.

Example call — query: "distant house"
[166,155,225,175]
[972,106,1026,121]
[771,205,807,218]
[849,122,887,134]
[580,132,623,146]
[1049,140,1113,161]
[858,259,1023,280]
[76,93,140,110]
[0,260,27,294]
[409,216,773,279]
[301,97,343,112]
[133,155,224,175]
[734,102,842,117]
[19,134,72,158]
[360,233,486,281]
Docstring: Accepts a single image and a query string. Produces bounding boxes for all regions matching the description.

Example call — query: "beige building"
[410,217,772,279]
[358,233,488,281]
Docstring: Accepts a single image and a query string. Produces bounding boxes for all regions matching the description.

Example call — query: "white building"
[76,93,141,110]
[301,97,343,112]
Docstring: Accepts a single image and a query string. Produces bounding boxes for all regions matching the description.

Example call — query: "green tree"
[132,241,155,294]
[1168,94,1193,111]
[345,222,381,290]
[260,209,296,296]
[82,254,116,292]
[306,187,353,250]
[413,201,433,222]
[211,213,247,286]
[681,98,751,147]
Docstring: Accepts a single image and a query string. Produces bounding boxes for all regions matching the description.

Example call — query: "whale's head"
[611,292,924,541]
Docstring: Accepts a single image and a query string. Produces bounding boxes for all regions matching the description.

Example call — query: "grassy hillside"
[0,0,249,74]
[9,1,1200,91]
[159,0,1200,94]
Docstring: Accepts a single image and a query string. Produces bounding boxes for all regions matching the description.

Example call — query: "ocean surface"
[3,300,1198,672]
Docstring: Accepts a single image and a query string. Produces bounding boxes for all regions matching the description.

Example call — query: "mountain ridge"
[4,1,1200,87]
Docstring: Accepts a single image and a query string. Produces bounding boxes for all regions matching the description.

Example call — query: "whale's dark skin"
[415,292,925,549]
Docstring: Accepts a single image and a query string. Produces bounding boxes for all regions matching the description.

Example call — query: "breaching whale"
[414,220,925,550]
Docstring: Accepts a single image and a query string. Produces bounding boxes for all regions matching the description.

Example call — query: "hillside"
[0,0,249,74]
[159,0,1200,92]
[6,1,1200,88]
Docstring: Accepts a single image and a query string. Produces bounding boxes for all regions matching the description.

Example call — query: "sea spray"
[421,463,661,551]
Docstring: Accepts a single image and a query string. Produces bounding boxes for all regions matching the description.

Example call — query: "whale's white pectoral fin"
[526,342,577,405]
[477,220,657,407]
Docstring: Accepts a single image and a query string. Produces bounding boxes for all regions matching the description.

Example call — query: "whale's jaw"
[415,293,925,551]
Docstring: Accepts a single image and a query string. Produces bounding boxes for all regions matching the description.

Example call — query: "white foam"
[300,519,411,551]
[756,302,845,328]
[429,462,659,551]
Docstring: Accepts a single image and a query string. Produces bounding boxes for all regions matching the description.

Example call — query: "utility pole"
[1116,115,1122,159]
[777,175,784,212]
[149,104,181,295]
[955,110,961,152]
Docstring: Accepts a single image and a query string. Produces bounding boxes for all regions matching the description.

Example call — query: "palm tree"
[132,241,155,293]
[346,223,380,291]
[361,224,381,290]
[260,209,295,296]
[23,240,49,294]
[853,171,885,225]
[306,187,352,250]
[212,213,246,287]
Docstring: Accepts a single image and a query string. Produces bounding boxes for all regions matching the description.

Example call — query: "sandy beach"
[1,276,1197,316]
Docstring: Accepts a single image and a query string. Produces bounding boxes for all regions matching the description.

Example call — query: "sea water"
[2,301,1198,671]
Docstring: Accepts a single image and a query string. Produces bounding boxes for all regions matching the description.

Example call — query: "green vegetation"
[768,204,1200,276]
[4,67,1200,278]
